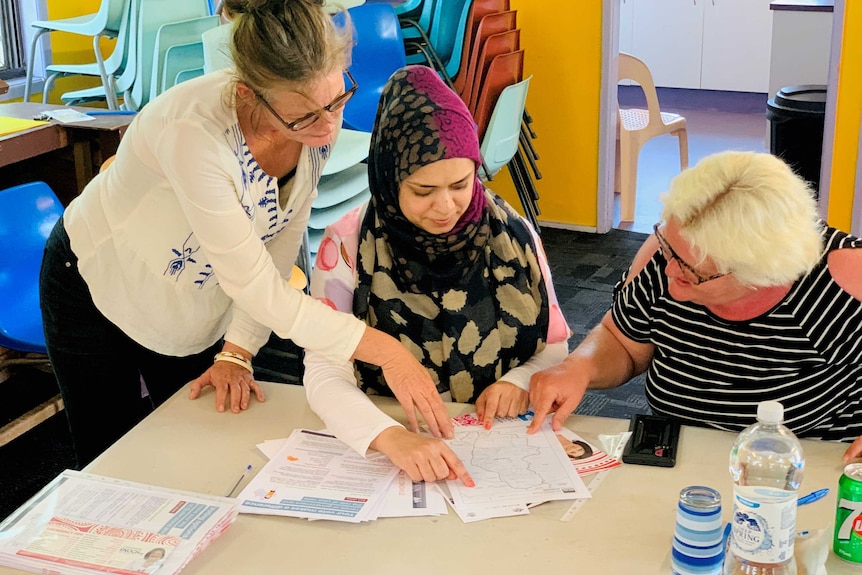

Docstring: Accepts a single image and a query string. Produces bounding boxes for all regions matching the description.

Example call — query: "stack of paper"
[0,470,239,575]
[240,429,448,522]
[440,416,592,522]
[241,415,609,524]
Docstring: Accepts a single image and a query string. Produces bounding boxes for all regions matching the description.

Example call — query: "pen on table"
[797,488,829,506]
[226,464,253,498]
[86,110,138,116]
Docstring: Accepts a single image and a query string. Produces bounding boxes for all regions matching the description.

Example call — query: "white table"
[1,382,854,574]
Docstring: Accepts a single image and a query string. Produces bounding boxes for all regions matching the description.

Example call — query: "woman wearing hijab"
[304,66,570,484]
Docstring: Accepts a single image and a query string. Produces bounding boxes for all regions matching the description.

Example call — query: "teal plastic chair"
[173,66,205,86]
[24,0,128,103]
[402,0,472,87]
[40,0,134,110]
[0,182,63,354]
[125,0,211,110]
[480,76,530,179]
[150,15,219,101]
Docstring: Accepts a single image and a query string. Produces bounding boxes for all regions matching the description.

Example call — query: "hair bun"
[222,0,271,15]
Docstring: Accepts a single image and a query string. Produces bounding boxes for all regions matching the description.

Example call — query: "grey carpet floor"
[0,226,650,521]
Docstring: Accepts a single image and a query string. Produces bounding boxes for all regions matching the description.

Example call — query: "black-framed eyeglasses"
[255,70,358,132]
[653,223,728,285]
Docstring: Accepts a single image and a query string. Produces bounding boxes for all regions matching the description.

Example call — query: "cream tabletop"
[2,382,855,575]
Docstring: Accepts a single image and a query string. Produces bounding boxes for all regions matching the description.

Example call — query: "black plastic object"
[766,85,827,197]
[622,414,681,468]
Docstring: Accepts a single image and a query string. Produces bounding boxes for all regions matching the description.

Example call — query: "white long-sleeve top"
[304,204,571,457]
[64,70,365,360]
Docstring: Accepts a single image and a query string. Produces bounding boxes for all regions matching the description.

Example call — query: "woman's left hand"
[475,382,529,429]
[844,435,862,463]
[188,362,265,413]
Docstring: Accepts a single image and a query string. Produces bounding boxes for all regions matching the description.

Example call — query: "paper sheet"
[238,429,400,523]
[0,116,49,137]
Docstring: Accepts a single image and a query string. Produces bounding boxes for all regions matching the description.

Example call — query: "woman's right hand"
[378,344,454,439]
[371,427,474,486]
[352,327,454,439]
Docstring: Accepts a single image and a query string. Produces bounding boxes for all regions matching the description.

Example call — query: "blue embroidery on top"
[165,233,200,280]
[195,264,215,289]
[226,125,255,219]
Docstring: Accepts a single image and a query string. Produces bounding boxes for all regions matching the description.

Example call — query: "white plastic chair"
[24,0,129,105]
[617,52,688,222]
[59,0,141,108]
[40,0,134,109]
[201,22,233,74]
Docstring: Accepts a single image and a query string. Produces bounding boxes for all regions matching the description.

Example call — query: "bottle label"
[729,486,796,563]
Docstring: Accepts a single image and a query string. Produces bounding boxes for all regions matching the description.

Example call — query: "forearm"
[499,341,570,390]
[351,325,406,368]
[304,350,402,456]
[568,323,639,390]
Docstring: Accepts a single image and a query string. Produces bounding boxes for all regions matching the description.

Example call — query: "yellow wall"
[826,2,862,231]
[487,0,603,228]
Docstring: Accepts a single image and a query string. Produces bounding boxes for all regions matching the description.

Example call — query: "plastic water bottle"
[723,400,804,575]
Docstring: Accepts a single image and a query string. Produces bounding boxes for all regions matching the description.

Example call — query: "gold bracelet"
[214,351,254,374]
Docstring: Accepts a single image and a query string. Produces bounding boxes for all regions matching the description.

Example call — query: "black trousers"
[39,217,220,468]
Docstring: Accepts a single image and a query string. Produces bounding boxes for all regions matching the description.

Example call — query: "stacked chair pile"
[396,0,542,231]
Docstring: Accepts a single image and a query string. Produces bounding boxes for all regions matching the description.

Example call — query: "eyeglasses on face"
[255,70,358,132]
[653,223,728,285]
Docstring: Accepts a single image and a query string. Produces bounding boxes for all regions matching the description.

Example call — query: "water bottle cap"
[757,400,784,423]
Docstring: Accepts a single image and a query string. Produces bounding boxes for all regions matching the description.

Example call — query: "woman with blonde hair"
[40,0,451,468]
[528,151,862,461]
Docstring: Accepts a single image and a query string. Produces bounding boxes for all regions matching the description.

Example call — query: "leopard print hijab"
[353,65,549,403]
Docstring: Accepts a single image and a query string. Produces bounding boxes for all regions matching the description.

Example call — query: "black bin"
[766,85,827,197]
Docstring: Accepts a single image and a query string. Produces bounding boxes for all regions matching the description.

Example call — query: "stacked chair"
[396,0,542,231]
[25,0,218,110]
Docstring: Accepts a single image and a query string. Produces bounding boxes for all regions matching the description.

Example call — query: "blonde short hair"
[660,151,823,288]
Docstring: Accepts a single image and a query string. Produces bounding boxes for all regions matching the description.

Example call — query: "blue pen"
[797,488,829,506]
[226,464,253,498]
[86,110,137,116]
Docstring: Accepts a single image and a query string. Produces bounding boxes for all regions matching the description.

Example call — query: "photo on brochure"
[555,427,621,477]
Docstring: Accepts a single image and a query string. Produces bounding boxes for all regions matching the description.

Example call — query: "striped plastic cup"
[671,486,724,575]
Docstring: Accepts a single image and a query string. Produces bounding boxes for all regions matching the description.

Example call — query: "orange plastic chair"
[467,29,520,116]
[617,52,688,222]
[459,10,517,108]
[452,0,510,97]
[473,49,524,141]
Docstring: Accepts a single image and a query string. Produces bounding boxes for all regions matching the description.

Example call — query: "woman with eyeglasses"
[303,66,571,485]
[527,151,862,460]
[39,0,451,469]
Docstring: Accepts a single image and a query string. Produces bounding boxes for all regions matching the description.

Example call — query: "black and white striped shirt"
[612,226,862,442]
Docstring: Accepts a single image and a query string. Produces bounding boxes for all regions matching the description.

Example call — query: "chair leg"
[619,136,640,222]
[24,29,49,102]
[676,128,689,171]
[93,33,120,111]
[42,72,60,104]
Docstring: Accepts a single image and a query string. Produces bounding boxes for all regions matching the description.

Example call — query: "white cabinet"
[701,0,773,93]
[631,0,702,89]
[623,0,773,93]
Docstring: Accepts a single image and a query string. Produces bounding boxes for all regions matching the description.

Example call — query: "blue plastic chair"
[0,182,63,354]
[338,4,406,133]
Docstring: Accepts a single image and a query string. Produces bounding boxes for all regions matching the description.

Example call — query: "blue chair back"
[338,4,406,133]
[428,0,471,76]
[0,182,64,353]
